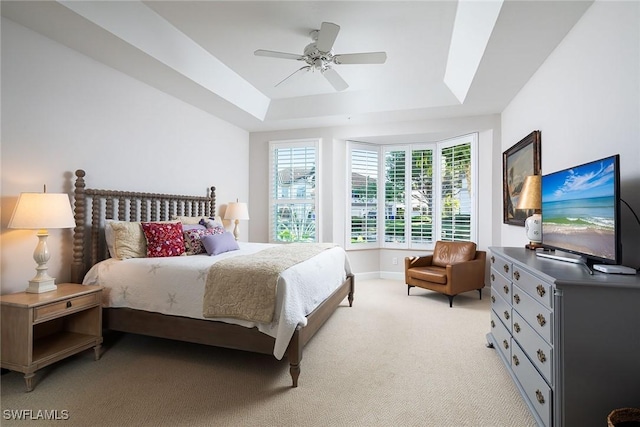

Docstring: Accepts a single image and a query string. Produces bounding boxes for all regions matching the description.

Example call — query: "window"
[349,145,379,247]
[347,133,477,249]
[269,140,319,243]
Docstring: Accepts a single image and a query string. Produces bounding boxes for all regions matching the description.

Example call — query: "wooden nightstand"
[0,283,103,392]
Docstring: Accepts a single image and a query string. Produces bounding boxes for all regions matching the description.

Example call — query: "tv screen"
[541,154,621,264]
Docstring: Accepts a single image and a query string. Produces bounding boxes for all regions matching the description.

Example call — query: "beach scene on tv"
[541,157,617,261]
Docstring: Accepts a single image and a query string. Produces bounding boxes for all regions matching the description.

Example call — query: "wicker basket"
[608,408,640,427]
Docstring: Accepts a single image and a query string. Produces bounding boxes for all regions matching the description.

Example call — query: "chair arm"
[447,258,486,288]
[405,255,434,269]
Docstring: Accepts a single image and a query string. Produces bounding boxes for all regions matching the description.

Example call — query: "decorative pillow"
[201,232,240,256]
[183,226,225,255]
[171,215,208,225]
[142,222,185,257]
[199,216,225,229]
[104,220,117,258]
[182,224,207,231]
[110,221,147,259]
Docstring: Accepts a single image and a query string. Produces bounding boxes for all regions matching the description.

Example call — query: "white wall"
[249,115,501,276]
[1,18,250,294]
[500,0,640,268]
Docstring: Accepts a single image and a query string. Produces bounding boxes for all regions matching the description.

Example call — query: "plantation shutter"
[384,149,406,244]
[269,140,318,243]
[440,141,472,241]
[410,148,434,244]
[349,146,379,246]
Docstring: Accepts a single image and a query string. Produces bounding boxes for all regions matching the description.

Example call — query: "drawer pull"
[503,285,509,294]
[535,389,545,405]
[513,294,521,304]
[537,349,547,363]
[491,320,495,328]
[502,340,509,350]
[503,264,509,274]
[536,285,546,297]
[491,255,495,264]
[503,311,510,321]
[491,273,495,282]
[512,355,520,366]
[513,322,521,333]
[66,301,72,308]
[491,296,496,303]
[513,271,520,280]
[537,314,547,327]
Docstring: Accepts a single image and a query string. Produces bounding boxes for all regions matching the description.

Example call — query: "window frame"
[346,133,478,250]
[268,138,321,244]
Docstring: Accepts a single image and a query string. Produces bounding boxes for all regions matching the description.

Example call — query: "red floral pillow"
[141,222,185,257]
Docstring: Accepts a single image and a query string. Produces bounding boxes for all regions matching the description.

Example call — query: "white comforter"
[82,242,351,359]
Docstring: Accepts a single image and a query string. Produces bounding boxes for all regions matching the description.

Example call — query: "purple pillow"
[201,232,240,256]
[182,224,207,231]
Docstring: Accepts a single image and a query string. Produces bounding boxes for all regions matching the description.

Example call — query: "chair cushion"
[432,241,476,267]
[408,266,447,285]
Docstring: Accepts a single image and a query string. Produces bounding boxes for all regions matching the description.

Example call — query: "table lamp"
[224,201,249,241]
[8,190,76,293]
[516,175,542,250]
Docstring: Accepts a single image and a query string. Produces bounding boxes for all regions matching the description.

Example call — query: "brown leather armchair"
[405,241,486,307]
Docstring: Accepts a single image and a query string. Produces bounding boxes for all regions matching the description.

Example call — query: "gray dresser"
[487,247,640,427]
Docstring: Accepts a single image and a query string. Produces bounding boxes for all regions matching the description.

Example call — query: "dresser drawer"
[511,264,553,309]
[490,309,512,363]
[512,311,553,384]
[33,293,99,323]
[512,283,553,344]
[491,287,512,331]
[490,253,512,281]
[490,267,512,303]
[512,341,552,427]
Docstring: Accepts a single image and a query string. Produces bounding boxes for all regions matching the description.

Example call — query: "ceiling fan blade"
[322,68,349,91]
[254,49,304,61]
[333,52,387,65]
[316,22,340,52]
[275,66,311,87]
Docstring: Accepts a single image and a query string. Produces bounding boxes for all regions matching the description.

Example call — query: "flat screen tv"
[541,154,621,265]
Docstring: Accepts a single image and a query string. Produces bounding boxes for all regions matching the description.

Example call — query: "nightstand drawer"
[33,293,99,323]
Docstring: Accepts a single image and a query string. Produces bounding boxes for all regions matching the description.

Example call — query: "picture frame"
[503,130,541,226]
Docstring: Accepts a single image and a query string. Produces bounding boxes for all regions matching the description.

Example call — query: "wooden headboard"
[71,169,216,283]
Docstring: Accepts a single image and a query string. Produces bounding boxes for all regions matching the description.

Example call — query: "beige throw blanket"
[202,243,336,323]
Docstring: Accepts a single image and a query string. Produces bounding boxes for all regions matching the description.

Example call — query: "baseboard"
[353,271,405,281]
[353,272,382,281]
[380,271,404,281]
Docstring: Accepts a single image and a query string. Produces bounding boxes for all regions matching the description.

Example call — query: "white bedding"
[82,242,351,359]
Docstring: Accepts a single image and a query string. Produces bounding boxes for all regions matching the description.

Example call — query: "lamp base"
[26,278,57,294]
[525,242,545,250]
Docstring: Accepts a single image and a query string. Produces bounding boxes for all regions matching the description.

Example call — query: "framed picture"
[503,130,541,226]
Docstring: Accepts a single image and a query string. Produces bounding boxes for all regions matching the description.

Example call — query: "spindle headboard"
[71,169,216,283]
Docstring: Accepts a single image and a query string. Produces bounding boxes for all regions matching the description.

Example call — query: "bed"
[70,169,354,387]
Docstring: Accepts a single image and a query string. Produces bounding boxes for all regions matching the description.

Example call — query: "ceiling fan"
[254,22,387,92]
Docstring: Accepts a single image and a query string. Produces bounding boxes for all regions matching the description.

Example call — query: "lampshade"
[516,175,541,211]
[516,175,542,248]
[9,192,76,230]
[9,192,75,293]
[224,202,250,220]
[224,201,249,241]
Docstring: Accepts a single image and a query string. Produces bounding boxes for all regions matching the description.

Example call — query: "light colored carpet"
[1,279,536,426]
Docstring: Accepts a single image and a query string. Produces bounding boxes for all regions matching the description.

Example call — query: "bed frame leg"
[288,331,302,388]
[289,363,300,388]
